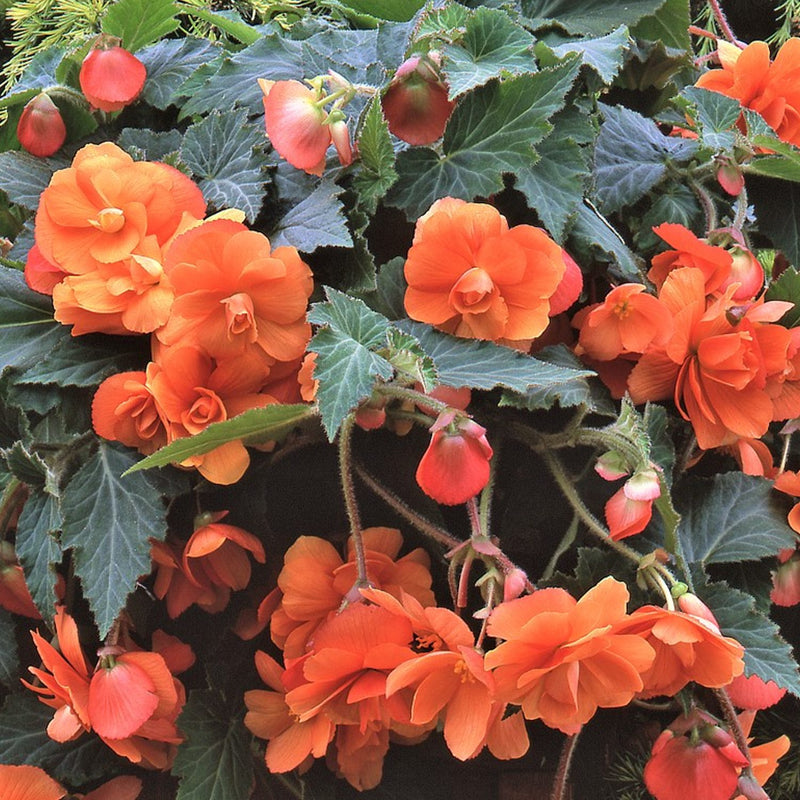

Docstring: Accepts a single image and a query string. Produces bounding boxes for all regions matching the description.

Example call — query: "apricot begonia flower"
[696,39,800,147]
[157,218,313,364]
[0,765,142,800]
[0,542,41,619]
[614,605,744,698]
[80,42,146,113]
[271,527,434,658]
[485,577,655,733]
[260,78,352,175]
[404,198,573,344]
[726,672,787,710]
[34,142,206,276]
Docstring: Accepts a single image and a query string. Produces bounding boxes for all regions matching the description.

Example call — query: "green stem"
[732,184,749,231]
[338,414,368,588]
[376,383,450,417]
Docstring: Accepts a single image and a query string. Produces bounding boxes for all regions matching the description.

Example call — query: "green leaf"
[0,610,19,689]
[766,266,800,327]
[180,109,266,222]
[441,7,537,99]
[125,404,316,473]
[514,128,589,241]
[569,201,646,283]
[677,473,796,566]
[16,488,63,624]
[388,57,581,218]
[681,86,741,137]
[644,403,675,488]
[354,96,397,213]
[176,34,304,118]
[415,3,469,43]
[0,266,69,374]
[747,156,800,182]
[0,693,125,784]
[60,441,168,637]
[521,0,666,36]
[699,580,800,696]
[138,37,219,110]
[117,128,184,161]
[270,182,353,252]
[175,3,260,43]
[307,289,395,438]
[594,103,699,213]
[397,321,593,392]
[327,0,424,21]
[174,691,254,800]
[639,183,701,248]
[547,26,631,83]
[384,328,437,391]
[551,546,648,606]
[372,257,407,321]
[101,0,179,53]
[2,441,49,487]
[750,176,800,266]
[631,0,691,49]
[0,152,61,210]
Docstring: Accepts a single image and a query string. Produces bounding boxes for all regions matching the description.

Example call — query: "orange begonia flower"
[403,198,572,345]
[0,764,142,800]
[726,672,787,710]
[271,527,434,658]
[79,43,146,113]
[156,218,313,364]
[0,542,41,619]
[696,39,800,148]
[34,142,206,276]
[614,605,744,698]
[484,577,655,733]
[24,244,66,295]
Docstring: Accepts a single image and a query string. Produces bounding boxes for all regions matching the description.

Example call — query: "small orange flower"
[80,40,146,113]
[157,218,313,364]
[696,39,800,147]
[484,577,655,733]
[16,92,66,157]
[404,198,572,344]
[726,672,787,710]
[0,765,142,800]
[0,541,41,619]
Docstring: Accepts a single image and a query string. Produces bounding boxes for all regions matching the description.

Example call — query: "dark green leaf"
[548,26,631,83]
[441,7,537,98]
[594,103,698,213]
[681,86,741,136]
[0,49,64,106]
[175,3,260,43]
[677,473,796,566]
[125,404,317,473]
[388,57,581,218]
[644,403,675,488]
[521,0,666,36]
[765,266,800,327]
[2,441,48,487]
[117,128,184,161]
[0,694,125,784]
[750,175,800,266]
[173,691,254,800]
[639,184,701,248]
[398,321,593,392]
[0,266,68,374]
[328,0,424,21]
[101,0,179,53]
[270,182,352,252]
[180,109,266,222]
[307,289,395,438]
[0,152,62,210]
[748,154,800,183]
[0,610,18,689]
[384,328,437,391]
[15,488,63,624]
[699,580,800,696]
[631,0,691,50]
[353,97,397,212]
[60,441,167,637]
[138,37,219,109]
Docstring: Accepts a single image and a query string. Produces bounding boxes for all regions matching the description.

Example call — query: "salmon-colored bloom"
[485,577,655,733]
[24,244,66,295]
[726,672,787,710]
[271,527,434,658]
[381,55,455,145]
[0,541,41,619]
[34,142,206,276]
[604,468,661,540]
[259,78,353,175]
[696,39,800,147]
[734,710,791,799]
[415,411,493,506]
[80,40,146,113]
[404,198,573,344]
[614,604,744,698]
[16,92,66,157]
[0,765,142,800]
[770,549,800,606]
[156,218,313,364]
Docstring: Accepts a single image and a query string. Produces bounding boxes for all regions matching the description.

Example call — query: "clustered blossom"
[26,142,315,484]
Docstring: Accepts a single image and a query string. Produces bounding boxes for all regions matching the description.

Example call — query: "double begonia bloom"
[156,218,313,364]
[270,527,434,658]
[34,142,206,277]
[404,198,575,344]
[415,412,493,506]
[696,39,800,147]
[259,78,352,175]
[16,92,66,157]
[484,577,655,733]
[614,605,744,698]
[0,765,141,800]
[79,42,146,113]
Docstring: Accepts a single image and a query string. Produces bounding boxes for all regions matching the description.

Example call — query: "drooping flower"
[79,38,146,113]
[0,541,41,619]
[696,39,800,147]
[404,198,574,345]
[16,93,66,157]
[259,78,352,175]
[381,54,455,145]
[485,577,655,733]
[734,710,791,799]
[415,410,493,506]
[603,468,662,540]
[726,672,787,710]
[156,219,313,364]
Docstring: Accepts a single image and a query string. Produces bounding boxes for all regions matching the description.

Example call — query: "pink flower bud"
[595,450,630,481]
[717,160,745,196]
[676,592,721,629]
[79,40,146,112]
[16,93,67,157]
[721,245,764,302]
[503,568,528,601]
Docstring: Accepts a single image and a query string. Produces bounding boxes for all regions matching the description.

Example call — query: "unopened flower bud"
[80,38,146,112]
[16,93,66,157]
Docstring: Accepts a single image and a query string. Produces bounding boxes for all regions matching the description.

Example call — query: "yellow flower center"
[90,207,126,233]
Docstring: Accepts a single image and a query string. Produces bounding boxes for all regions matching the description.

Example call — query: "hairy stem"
[338,414,368,587]
[707,0,743,46]
[551,729,581,800]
